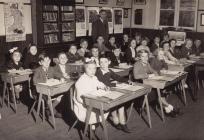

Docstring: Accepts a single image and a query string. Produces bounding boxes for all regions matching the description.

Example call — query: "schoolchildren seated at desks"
[93,36,110,55]
[134,32,142,47]
[67,44,83,63]
[162,41,180,65]
[7,47,24,104]
[151,36,160,53]
[136,38,150,53]
[77,39,90,58]
[133,50,181,117]
[125,39,137,65]
[87,47,101,67]
[109,48,125,67]
[193,39,203,56]
[23,43,39,69]
[73,61,109,138]
[33,53,64,118]
[95,56,131,133]
[106,35,118,51]
[121,34,130,53]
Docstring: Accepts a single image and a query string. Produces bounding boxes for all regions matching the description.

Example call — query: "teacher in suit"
[92,9,109,43]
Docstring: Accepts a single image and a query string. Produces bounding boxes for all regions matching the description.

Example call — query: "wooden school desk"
[194,58,204,99]
[1,70,33,113]
[82,84,151,140]
[143,71,188,122]
[35,79,75,129]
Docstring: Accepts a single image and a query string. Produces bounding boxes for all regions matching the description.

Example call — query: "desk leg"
[144,94,152,128]
[36,93,42,122]
[99,104,109,140]
[48,96,56,129]
[194,66,198,100]
[127,102,134,123]
[2,82,7,107]
[157,88,165,122]
[10,82,17,113]
[83,106,92,139]
[181,79,187,106]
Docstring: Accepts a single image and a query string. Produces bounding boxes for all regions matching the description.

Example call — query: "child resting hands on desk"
[95,56,131,133]
[7,47,24,104]
[33,52,63,118]
[133,50,180,118]
[74,61,109,134]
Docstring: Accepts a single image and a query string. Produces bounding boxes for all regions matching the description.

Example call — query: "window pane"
[180,0,196,10]
[159,10,174,26]
[160,0,175,9]
[179,11,195,27]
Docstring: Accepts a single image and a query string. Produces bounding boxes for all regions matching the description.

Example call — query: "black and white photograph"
[1,0,204,140]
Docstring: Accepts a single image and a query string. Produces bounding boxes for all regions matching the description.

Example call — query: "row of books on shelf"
[43,12,58,22]
[44,34,59,44]
[43,5,74,12]
[44,33,75,44]
[62,13,75,21]
[44,23,58,33]
[62,22,75,31]
[43,5,58,11]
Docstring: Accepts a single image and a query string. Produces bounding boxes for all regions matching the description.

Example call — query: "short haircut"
[99,9,106,14]
[97,36,104,40]
[38,52,49,62]
[91,46,99,51]
[137,50,149,58]
[80,38,88,44]
[57,52,67,58]
[99,54,110,61]
[169,39,176,43]
[161,41,169,48]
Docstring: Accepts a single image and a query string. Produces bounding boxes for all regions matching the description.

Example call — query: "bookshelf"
[36,0,75,48]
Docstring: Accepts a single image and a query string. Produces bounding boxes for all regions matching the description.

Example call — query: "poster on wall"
[113,8,123,34]
[4,2,26,42]
[76,6,86,37]
[100,7,113,34]
[87,7,99,36]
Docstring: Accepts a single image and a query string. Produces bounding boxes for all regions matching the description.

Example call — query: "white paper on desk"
[118,63,133,69]
[109,68,124,73]
[148,76,164,80]
[186,60,196,63]
[87,90,124,100]
[116,83,144,92]
[148,75,174,81]
[39,79,64,86]
[161,70,181,75]
[8,69,32,75]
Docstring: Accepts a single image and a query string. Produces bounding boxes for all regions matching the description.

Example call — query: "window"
[157,0,198,30]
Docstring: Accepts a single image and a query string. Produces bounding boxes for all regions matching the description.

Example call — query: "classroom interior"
[0,0,204,140]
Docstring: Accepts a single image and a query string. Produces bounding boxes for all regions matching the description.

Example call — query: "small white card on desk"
[161,70,182,75]
[116,83,144,92]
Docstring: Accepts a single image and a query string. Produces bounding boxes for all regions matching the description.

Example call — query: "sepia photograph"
[0,0,204,140]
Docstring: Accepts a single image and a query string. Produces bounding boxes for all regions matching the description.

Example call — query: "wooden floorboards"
[0,88,204,140]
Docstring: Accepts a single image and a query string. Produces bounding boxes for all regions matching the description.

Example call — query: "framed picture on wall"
[99,0,108,4]
[75,0,84,4]
[134,9,143,25]
[134,0,146,5]
[116,0,125,6]
[124,8,128,18]
[201,14,204,26]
